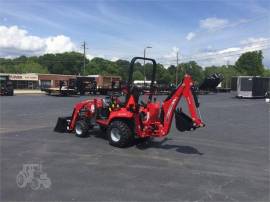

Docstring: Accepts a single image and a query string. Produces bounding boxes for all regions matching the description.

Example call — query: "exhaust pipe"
[54,116,71,133]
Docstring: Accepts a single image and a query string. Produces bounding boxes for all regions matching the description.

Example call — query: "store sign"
[9,74,38,81]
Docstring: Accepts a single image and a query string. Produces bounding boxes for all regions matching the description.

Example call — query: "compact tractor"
[54,57,205,147]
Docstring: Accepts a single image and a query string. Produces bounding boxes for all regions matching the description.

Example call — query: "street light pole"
[143,46,152,83]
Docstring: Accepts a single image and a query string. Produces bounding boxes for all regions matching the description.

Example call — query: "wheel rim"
[75,123,83,135]
[111,128,121,142]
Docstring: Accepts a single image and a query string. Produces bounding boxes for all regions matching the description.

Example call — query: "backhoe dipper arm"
[161,74,204,134]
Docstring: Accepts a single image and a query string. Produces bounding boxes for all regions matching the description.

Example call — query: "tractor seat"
[130,85,141,104]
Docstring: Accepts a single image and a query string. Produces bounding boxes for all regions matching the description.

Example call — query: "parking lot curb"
[14,90,46,95]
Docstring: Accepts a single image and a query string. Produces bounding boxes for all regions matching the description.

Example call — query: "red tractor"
[54,57,205,147]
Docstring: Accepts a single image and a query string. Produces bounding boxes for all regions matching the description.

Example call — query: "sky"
[0,0,269,67]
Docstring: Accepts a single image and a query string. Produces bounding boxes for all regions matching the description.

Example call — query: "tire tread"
[108,120,133,147]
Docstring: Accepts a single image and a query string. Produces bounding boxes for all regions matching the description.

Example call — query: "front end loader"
[54,57,205,147]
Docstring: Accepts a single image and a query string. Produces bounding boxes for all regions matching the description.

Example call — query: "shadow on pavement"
[85,130,203,155]
[136,138,203,155]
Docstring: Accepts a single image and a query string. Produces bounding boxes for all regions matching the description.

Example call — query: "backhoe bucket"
[175,108,195,132]
[54,116,71,133]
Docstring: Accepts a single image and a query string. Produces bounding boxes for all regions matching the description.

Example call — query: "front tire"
[75,120,89,137]
[30,178,40,190]
[107,120,133,148]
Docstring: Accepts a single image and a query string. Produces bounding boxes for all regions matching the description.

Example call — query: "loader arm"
[161,74,204,134]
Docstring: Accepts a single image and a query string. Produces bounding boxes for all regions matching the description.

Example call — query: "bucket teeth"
[54,116,71,133]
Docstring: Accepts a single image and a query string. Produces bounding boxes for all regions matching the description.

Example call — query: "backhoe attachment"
[161,74,205,135]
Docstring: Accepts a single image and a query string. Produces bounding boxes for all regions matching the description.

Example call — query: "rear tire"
[8,91,13,96]
[107,120,133,147]
[75,120,89,137]
[16,172,27,188]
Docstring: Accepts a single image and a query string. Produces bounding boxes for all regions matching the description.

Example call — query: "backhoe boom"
[161,74,204,135]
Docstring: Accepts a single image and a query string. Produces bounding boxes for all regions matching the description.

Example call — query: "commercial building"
[0,73,76,89]
[0,73,39,89]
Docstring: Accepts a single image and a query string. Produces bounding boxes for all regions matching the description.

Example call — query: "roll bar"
[127,57,157,102]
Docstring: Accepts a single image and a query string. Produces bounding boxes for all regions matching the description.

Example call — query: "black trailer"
[231,76,270,98]
[0,75,14,96]
[76,76,97,95]
[44,76,97,96]
[92,75,122,95]
[44,75,122,96]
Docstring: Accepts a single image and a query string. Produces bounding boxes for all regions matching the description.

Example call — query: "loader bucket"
[54,116,71,133]
[175,108,195,132]
[199,73,224,91]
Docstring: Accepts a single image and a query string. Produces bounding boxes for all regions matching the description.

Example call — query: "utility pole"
[175,51,179,85]
[226,60,230,88]
[81,41,87,75]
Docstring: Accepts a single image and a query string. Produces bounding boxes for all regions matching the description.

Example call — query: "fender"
[96,108,134,126]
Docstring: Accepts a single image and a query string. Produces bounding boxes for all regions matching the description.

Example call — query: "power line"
[1,44,268,66]
[157,46,270,67]
[156,39,270,61]
[1,39,269,68]
[156,43,270,64]
[1,38,268,64]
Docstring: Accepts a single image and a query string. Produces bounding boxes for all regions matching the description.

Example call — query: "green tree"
[133,70,144,80]
[178,61,204,84]
[16,61,48,73]
[167,65,176,74]
[235,51,264,76]
[38,52,86,75]
[86,57,119,76]
[263,69,270,77]
[1,51,267,87]
[115,59,130,80]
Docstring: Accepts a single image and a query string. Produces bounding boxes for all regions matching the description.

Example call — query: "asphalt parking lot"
[0,93,269,201]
